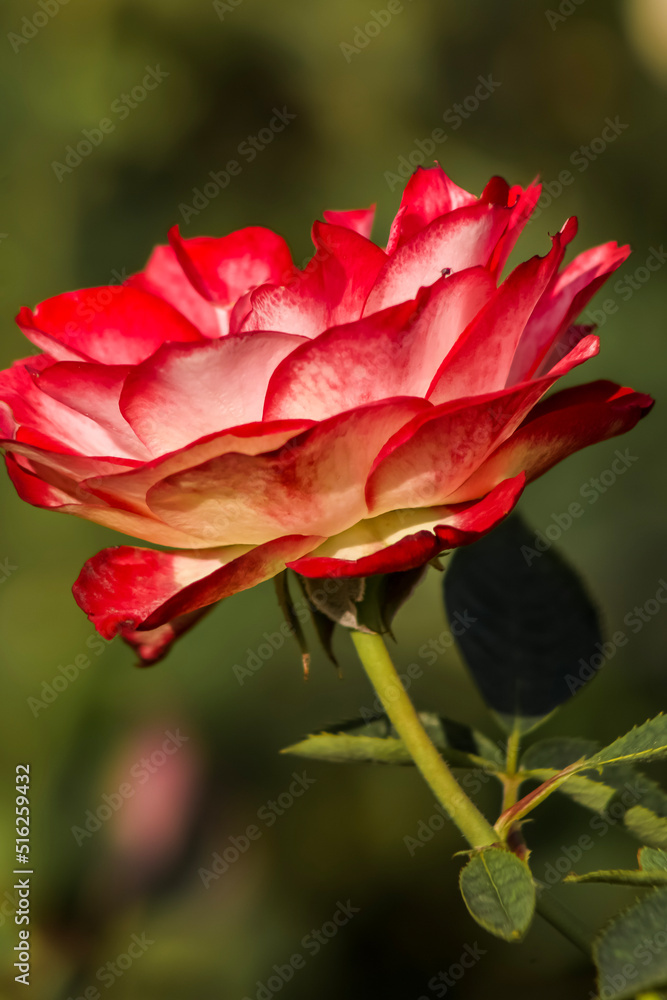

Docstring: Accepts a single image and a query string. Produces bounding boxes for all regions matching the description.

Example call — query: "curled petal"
[289,475,526,578]
[72,534,323,649]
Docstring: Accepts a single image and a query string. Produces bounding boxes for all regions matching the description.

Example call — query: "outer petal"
[289,475,525,578]
[80,421,313,517]
[508,240,631,382]
[363,195,512,315]
[4,453,214,549]
[17,287,203,365]
[146,400,430,545]
[119,332,307,455]
[238,222,388,338]
[488,179,542,276]
[72,534,323,642]
[445,381,655,503]
[366,336,599,515]
[34,361,150,460]
[168,225,295,306]
[426,220,576,403]
[322,206,375,239]
[0,356,141,460]
[128,244,222,339]
[263,267,496,421]
[386,165,478,254]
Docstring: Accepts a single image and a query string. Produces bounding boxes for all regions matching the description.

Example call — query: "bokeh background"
[1,0,666,996]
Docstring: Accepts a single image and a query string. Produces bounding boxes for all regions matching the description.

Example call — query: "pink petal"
[239,222,388,338]
[119,332,306,455]
[364,198,512,315]
[0,357,143,460]
[17,286,204,366]
[386,164,478,254]
[290,475,525,578]
[168,225,295,306]
[488,179,542,276]
[81,421,313,520]
[4,452,214,548]
[323,205,376,239]
[508,239,631,382]
[34,361,149,460]
[427,221,575,403]
[446,381,654,503]
[263,267,496,421]
[146,400,429,545]
[128,243,222,339]
[366,336,599,515]
[72,534,323,644]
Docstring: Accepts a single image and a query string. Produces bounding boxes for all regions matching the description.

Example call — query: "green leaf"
[640,848,667,872]
[586,715,667,768]
[520,738,667,850]
[281,713,503,770]
[459,847,535,942]
[565,869,667,887]
[520,737,600,771]
[594,889,667,999]
[443,513,602,735]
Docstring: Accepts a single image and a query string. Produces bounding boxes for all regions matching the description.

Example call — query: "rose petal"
[146,400,429,545]
[508,239,631,382]
[17,286,204,365]
[119,332,307,455]
[289,475,525,577]
[72,534,323,641]
[128,243,223,339]
[427,220,575,403]
[34,361,149,459]
[322,206,376,239]
[366,336,600,515]
[239,222,388,338]
[168,225,295,307]
[263,267,496,421]
[445,381,655,503]
[364,198,512,315]
[386,164,479,254]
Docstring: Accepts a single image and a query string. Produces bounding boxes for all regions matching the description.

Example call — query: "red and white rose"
[0,165,652,661]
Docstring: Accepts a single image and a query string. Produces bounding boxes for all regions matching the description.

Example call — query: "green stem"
[351,630,498,849]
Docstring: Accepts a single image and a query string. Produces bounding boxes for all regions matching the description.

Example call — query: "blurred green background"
[0,0,666,996]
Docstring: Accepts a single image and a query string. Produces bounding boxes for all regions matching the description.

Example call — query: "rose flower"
[0,165,652,662]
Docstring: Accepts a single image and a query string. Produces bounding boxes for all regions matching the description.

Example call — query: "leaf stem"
[351,630,499,848]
